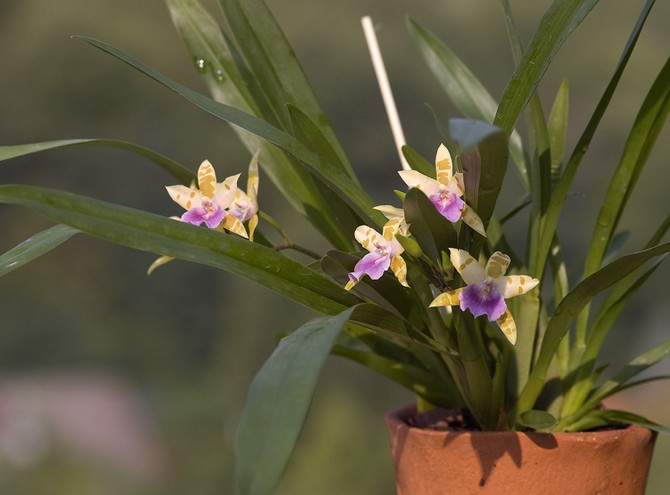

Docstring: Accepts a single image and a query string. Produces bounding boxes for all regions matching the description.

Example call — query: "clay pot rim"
[385,403,654,442]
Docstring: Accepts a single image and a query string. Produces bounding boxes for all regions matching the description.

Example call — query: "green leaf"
[563,409,669,434]
[407,17,527,185]
[0,185,358,314]
[235,307,354,495]
[218,0,354,178]
[75,36,384,244]
[513,241,670,421]
[582,53,670,279]
[0,225,79,276]
[494,0,600,134]
[0,139,194,184]
[517,410,557,430]
[533,0,655,286]
[548,80,570,180]
[401,145,434,178]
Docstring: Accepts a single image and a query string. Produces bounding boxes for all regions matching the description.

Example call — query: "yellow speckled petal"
[485,251,510,279]
[221,214,249,238]
[435,144,453,186]
[449,248,485,285]
[447,172,465,197]
[390,255,409,287]
[197,160,217,198]
[496,309,517,345]
[147,255,175,275]
[248,215,258,242]
[460,204,487,237]
[354,225,384,253]
[166,185,202,211]
[429,288,463,308]
[500,275,540,299]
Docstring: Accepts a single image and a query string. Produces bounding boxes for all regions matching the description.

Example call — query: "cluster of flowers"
[161,145,538,345]
[149,153,259,274]
[344,144,539,346]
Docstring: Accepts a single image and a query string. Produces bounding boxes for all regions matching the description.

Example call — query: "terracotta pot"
[385,404,657,495]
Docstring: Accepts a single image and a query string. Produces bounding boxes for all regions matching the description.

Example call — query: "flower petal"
[354,226,385,254]
[166,185,202,211]
[429,289,463,308]
[212,173,240,208]
[460,204,487,237]
[398,170,440,196]
[449,248,485,285]
[182,203,226,228]
[485,251,511,279]
[197,160,218,198]
[221,214,249,239]
[428,189,464,222]
[459,281,507,321]
[349,251,391,283]
[390,255,409,287]
[435,144,454,186]
[499,275,540,299]
[147,255,175,275]
[496,309,517,345]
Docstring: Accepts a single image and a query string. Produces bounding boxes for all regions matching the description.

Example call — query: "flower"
[430,249,539,344]
[166,159,248,238]
[345,218,409,290]
[228,151,260,241]
[399,144,486,237]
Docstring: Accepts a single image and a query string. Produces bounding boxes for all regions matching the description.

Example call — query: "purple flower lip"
[459,279,507,321]
[181,199,226,228]
[429,188,465,223]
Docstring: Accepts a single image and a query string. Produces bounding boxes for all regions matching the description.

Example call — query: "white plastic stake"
[361,16,410,170]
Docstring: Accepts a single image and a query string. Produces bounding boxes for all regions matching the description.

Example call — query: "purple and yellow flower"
[398,144,486,237]
[430,249,539,344]
[166,159,248,237]
[345,218,409,291]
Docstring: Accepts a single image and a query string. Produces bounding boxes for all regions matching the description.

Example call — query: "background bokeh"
[1,0,668,493]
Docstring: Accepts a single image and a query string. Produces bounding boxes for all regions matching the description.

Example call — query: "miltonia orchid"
[345,218,409,290]
[399,144,486,237]
[430,249,539,345]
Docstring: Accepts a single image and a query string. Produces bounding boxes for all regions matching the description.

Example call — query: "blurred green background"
[1,0,668,493]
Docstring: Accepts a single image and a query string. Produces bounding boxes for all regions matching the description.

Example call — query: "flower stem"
[259,211,321,260]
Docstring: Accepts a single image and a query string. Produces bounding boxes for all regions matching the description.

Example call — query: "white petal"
[166,185,202,210]
[212,173,240,207]
[354,225,385,254]
[398,170,440,196]
[449,248,485,285]
[197,160,217,198]
[499,275,540,299]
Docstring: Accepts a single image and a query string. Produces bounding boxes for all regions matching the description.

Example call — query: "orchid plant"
[1,0,669,494]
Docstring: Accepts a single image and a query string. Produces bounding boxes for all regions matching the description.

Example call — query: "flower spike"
[430,249,539,344]
[345,219,409,291]
[398,144,486,237]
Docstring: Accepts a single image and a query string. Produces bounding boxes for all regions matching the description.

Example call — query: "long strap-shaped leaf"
[511,241,670,422]
[0,224,79,276]
[235,307,354,495]
[494,0,599,135]
[74,36,384,230]
[0,185,358,314]
[407,17,528,187]
[0,139,195,184]
[532,0,655,285]
[165,0,361,249]
[217,0,355,178]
